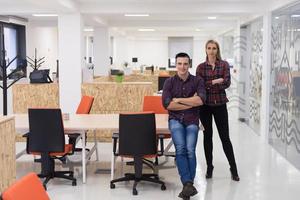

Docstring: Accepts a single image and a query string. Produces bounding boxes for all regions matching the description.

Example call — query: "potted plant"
[115,70,124,83]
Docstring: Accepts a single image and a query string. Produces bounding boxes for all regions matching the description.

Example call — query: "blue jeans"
[169,119,199,184]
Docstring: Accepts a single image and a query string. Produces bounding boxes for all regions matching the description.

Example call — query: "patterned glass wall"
[270,5,300,169]
[248,19,263,133]
[219,31,240,112]
[238,19,263,135]
[237,28,249,121]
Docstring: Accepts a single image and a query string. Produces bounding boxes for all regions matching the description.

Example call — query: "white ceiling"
[0,0,289,37]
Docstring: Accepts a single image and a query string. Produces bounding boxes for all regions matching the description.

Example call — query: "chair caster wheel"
[132,188,138,195]
[72,180,77,186]
[110,183,115,189]
[161,184,166,190]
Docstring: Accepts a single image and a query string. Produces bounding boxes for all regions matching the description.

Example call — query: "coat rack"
[26,48,45,70]
[0,33,25,115]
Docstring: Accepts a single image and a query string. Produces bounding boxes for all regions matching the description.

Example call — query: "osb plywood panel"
[82,82,153,142]
[12,83,59,113]
[87,130,113,143]
[0,117,16,193]
[82,82,153,113]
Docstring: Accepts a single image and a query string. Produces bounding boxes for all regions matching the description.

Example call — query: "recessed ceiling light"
[125,14,149,17]
[207,16,217,20]
[195,28,202,31]
[84,28,94,32]
[32,14,58,17]
[275,16,279,19]
[138,28,155,32]
[291,14,300,18]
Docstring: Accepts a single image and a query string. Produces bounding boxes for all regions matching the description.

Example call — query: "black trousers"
[199,104,237,171]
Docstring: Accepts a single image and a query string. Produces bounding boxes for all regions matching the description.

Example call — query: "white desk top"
[13,114,170,133]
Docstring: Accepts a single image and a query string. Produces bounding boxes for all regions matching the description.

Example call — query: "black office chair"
[27,108,77,189]
[110,112,166,195]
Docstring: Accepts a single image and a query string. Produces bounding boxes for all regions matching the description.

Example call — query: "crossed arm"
[167,95,203,111]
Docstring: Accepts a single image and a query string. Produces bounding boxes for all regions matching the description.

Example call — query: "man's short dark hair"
[175,52,190,64]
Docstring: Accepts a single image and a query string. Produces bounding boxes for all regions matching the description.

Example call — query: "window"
[0,21,26,80]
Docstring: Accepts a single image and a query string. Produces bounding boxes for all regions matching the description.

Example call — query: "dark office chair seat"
[27,108,77,189]
[110,112,166,195]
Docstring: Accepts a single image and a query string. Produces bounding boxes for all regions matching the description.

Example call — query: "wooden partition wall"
[0,116,16,193]
[12,83,59,113]
[12,81,153,142]
[82,82,153,142]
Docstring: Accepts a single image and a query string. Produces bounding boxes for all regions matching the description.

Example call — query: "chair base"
[38,171,77,190]
[110,173,166,195]
[39,153,77,190]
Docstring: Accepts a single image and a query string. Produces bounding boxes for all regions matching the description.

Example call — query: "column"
[93,27,110,76]
[58,13,83,113]
[113,36,129,67]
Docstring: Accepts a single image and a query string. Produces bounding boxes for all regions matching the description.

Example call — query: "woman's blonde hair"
[205,40,222,60]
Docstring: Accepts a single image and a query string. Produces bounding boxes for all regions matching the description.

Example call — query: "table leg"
[82,131,86,184]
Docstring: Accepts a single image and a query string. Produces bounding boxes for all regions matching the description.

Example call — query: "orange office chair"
[76,95,94,114]
[1,173,50,200]
[143,96,168,115]
[27,108,76,189]
[68,95,94,152]
[110,112,166,195]
[142,96,174,164]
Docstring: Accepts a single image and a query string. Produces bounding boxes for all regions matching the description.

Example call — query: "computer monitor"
[158,76,169,91]
[132,57,138,63]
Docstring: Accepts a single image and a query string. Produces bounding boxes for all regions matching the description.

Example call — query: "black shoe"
[206,165,214,179]
[230,168,240,181]
[178,192,190,200]
[180,182,198,197]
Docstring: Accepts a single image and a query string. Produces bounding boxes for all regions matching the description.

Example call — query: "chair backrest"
[27,108,65,153]
[143,96,168,114]
[119,112,157,156]
[76,95,94,114]
[1,173,50,200]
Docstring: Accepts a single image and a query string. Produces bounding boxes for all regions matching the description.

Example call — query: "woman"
[196,40,239,181]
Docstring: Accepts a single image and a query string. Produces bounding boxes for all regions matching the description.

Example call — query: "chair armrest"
[112,133,119,156]
[68,133,81,151]
[22,132,29,137]
[68,133,81,138]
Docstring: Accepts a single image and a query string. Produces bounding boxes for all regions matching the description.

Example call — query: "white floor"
[15,109,300,200]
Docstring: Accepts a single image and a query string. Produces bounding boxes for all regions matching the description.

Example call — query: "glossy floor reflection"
[15,110,300,200]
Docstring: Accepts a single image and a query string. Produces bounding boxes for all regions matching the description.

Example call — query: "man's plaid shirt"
[196,59,231,106]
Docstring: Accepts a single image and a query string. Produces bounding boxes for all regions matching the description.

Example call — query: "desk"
[14,114,169,184]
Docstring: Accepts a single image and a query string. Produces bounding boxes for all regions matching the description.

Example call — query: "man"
[162,52,206,199]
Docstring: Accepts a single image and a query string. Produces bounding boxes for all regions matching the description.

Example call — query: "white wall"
[192,38,207,75]
[113,36,129,67]
[113,36,208,74]
[128,38,168,68]
[26,21,58,75]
